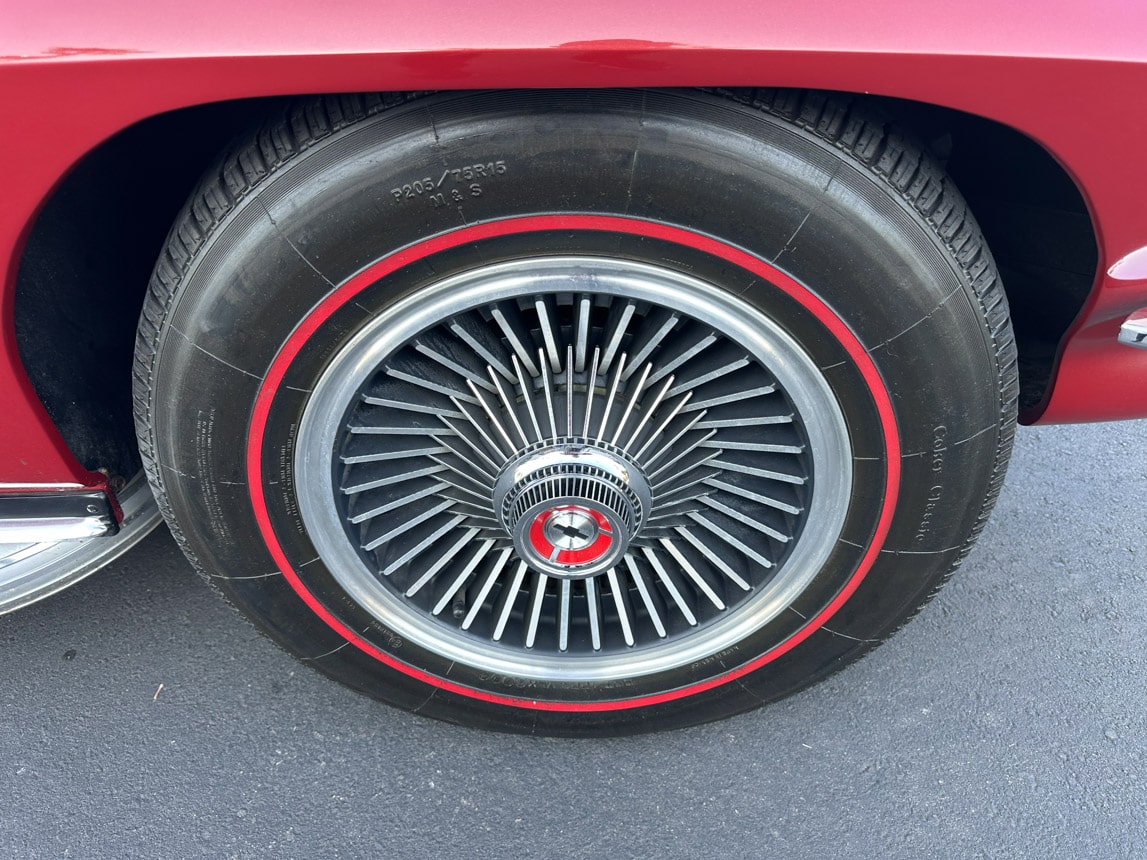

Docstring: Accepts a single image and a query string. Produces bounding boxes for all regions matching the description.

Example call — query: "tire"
[134,89,1017,736]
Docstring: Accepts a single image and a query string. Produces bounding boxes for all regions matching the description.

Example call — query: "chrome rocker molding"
[0,490,118,543]
[0,475,161,614]
[1118,310,1147,349]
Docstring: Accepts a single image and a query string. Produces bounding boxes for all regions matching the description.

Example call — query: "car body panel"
[3,0,1147,488]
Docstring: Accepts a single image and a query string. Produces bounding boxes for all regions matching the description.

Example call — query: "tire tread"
[715,87,1019,633]
[134,93,424,579]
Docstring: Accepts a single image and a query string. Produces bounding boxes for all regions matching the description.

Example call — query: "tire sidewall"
[149,90,1004,728]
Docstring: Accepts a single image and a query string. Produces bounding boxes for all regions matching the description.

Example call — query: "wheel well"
[14,97,288,481]
[870,95,1097,415]
[12,89,1097,479]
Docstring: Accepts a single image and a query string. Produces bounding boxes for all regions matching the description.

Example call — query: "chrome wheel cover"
[296,256,851,682]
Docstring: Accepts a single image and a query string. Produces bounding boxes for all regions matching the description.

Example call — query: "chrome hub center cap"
[494,441,650,578]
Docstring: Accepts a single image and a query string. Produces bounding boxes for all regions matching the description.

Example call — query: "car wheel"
[134,89,1017,735]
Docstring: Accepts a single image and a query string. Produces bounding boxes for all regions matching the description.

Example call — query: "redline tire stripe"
[246,214,901,712]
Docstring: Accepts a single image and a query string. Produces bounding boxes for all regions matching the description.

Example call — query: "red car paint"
[2,0,1146,490]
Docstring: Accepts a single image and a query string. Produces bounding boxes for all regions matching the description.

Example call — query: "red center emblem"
[529,506,614,567]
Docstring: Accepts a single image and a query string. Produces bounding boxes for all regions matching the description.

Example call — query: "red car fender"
[2,0,1147,486]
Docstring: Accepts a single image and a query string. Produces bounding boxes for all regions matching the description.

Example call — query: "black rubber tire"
[134,89,1018,736]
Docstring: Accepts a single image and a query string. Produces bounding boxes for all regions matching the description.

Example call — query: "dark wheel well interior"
[871,95,1097,416]
[14,97,288,482]
[12,89,1097,480]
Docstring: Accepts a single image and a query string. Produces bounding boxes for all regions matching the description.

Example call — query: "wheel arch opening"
[865,94,1098,418]
[11,87,1096,484]
[13,96,289,483]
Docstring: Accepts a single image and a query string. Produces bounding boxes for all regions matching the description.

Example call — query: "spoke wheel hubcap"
[496,440,648,578]
[296,255,852,683]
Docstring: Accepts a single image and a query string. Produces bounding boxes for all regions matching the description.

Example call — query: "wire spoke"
[648,438,719,483]
[699,497,792,543]
[449,316,515,382]
[490,305,540,377]
[709,459,806,486]
[680,384,777,412]
[698,439,805,454]
[449,396,513,461]
[436,419,501,476]
[606,567,635,647]
[659,538,726,610]
[493,561,530,641]
[535,296,563,374]
[703,477,802,516]
[349,482,453,525]
[598,301,636,374]
[381,515,469,575]
[631,394,695,463]
[622,310,679,378]
[610,361,652,446]
[674,527,752,591]
[340,445,449,465]
[666,357,750,396]
[525,572,550,648]
[342,464,448,496]
[625,555,666,639]
[585,576,603,651]
[362,395,465,420]
[432,541,496,616]
[558,579,573,652]
[646,333,717,386]
[461,548,513,630]
[582,346,601,438]
[623,373,675,451]
[686,512,774,570]
[513,355,544,444]
[695,414,793,429]
[405,528,483,597]
[488,367,531,449]
[386,367,478,404]
[574,295,593,373]
[347,425,455,436]
[597,353,627,439]
[363,500,456,552]
[426,456,495,496]
[414,341,497,392]
[642,546,697,626]
[565,344,575,437]
[539,348,559,441]
[467,380,518,454]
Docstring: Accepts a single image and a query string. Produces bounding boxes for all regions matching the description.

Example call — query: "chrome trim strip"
[0,476,160,614]
[1118,311,1147,349]
[0,490,117,542]
[0,516,114,543]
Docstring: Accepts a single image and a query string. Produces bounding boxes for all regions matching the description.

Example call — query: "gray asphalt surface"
[1,421,1145,859]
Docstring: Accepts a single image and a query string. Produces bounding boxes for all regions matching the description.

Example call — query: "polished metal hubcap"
[295,256,852,682]
[496,438,648,579]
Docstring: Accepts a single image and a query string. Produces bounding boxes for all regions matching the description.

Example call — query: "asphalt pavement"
[1,421,1145,859]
